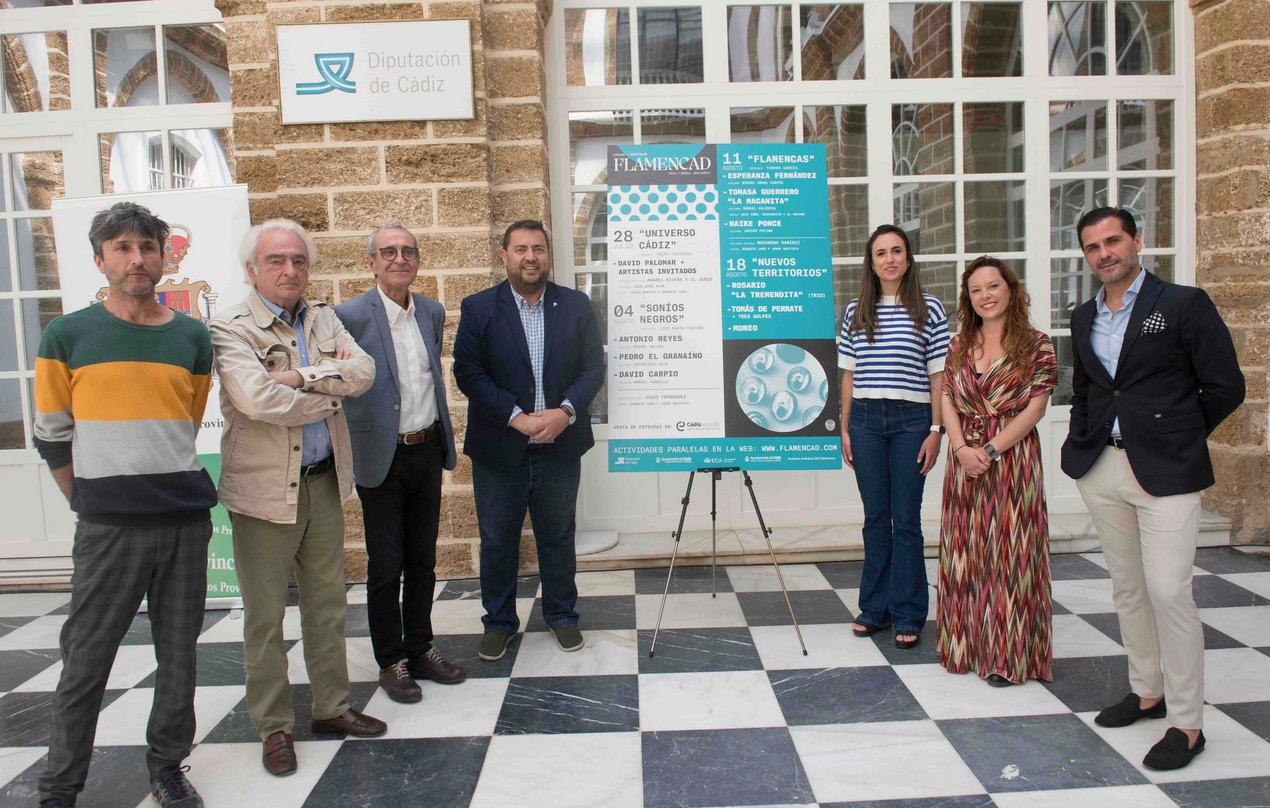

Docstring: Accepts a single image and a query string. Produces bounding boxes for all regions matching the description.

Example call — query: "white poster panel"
[276,20,474,124]
[51,185,252,605]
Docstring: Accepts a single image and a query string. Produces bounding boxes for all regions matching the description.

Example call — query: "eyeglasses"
[376,246,420,261]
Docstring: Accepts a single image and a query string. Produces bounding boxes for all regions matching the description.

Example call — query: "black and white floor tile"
[1,550,1270,806]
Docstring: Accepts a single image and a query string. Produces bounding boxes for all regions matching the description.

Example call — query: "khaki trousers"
[1075,447,1204,729]
[231,468,350,739]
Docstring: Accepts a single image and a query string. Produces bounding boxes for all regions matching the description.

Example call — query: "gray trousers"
[39,517,211,804]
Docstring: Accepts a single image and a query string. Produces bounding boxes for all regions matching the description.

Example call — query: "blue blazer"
[335,288,457,488]
[452,280,604,472]
[1061,271,1244,496]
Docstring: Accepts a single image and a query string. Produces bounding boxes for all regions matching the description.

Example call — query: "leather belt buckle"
[1107,436,1125,450]
[398,423,438,446]
[301,455,333,476]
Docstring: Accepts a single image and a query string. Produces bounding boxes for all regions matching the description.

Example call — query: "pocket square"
[1141,311,1167,335]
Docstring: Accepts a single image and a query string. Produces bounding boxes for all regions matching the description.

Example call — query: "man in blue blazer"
[453,220,604,662]
[336,224,465,704]
[1062,207,1244,771]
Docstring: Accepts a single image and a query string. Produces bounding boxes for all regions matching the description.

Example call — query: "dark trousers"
[474,448,581,635]
[40,517,211,803]
[357,436,445,670]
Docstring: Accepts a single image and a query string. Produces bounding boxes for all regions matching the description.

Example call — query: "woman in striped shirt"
[838,224,950,649]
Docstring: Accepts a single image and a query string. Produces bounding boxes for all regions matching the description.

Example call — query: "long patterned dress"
[937,331,1058,683]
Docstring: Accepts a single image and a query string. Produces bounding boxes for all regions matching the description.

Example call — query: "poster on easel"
[51,185,252,608]
[605,144,841,472]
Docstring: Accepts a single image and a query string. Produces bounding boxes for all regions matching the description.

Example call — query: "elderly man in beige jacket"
[211,218,383,778]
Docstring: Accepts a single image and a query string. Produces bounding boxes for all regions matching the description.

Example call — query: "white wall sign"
[276,20,475,125]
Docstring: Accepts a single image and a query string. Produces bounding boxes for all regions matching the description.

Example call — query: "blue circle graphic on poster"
[735,343,829,433]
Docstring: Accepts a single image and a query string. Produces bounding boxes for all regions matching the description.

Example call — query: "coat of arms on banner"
[93,223,219,323]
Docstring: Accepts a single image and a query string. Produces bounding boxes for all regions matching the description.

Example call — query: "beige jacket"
[210,292,374,524]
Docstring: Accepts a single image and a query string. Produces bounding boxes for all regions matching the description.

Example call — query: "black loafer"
[1143,728,1205,770]
[1095,692,1167,727]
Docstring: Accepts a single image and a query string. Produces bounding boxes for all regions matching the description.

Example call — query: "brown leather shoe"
[262,731,297,776]
[379,659,422,703]
[409,646,467,685]
[310,708,387,737]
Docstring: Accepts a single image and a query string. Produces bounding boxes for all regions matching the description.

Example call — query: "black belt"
[1107,436,1125,450]
[301,454,334,476]
[399,422,440,445]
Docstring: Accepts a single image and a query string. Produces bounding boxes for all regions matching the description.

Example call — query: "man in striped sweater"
[33,202,215,807]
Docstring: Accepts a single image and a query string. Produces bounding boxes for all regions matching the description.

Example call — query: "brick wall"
[1192,0,1270,544]
[214,0,554,578]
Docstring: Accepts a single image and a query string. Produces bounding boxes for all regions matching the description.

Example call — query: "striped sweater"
[837,294,950,402]
[33,303,218,525]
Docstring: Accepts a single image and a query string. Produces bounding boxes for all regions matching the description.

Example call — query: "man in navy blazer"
[336,224,465,704]
[1062,207,1244,771]
[453,220,604,662]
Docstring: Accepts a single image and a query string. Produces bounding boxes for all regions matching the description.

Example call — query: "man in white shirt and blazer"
[336,224,464,704]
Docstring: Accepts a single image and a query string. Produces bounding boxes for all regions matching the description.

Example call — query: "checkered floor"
[2,548,1270,807]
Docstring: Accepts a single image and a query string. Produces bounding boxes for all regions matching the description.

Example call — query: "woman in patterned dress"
[938,256,1057,685]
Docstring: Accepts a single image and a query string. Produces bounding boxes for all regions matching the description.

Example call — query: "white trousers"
[1075,447,1204,729]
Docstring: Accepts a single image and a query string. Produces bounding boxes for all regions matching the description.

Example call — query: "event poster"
[51,186,252,606]
[605,144,841,472]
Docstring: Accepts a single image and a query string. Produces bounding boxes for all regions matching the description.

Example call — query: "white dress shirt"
[377,285,437,433]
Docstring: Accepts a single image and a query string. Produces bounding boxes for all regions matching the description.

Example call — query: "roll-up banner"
[605,144,842,472]
[51,185,252,608]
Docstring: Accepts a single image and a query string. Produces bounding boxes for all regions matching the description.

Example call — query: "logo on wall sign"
[296,53,356,95]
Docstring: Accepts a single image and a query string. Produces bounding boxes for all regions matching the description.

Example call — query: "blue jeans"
[473,448,581,634]
[848,398,931,634]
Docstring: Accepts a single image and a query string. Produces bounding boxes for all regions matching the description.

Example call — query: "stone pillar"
[214,0,554,578]
[1192,0,1270,543]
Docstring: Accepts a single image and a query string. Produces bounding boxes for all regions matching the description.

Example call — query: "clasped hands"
[512,409,570,443]
[955,444,991,478]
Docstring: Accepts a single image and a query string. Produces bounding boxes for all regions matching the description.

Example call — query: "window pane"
[1049,100,1107,171]
[1051,257,1093,329]
[965,180,1026,253]
[571,191,609,267]
[728,5,793,82]
[892,103,954,176]
[16,218,59,292]
[918,261,959,326]
[891,4,952,79]
[828,184,868,258]
[894,182,956,254]
[962,3,1022,77]
[1048,1,1107,76]
[574,272,608,423]
[641,108,705,143]
[800,4,865,81]
[169,129,235,189]
[964,102,1024,174]
[639,7,703,84]
[565,8,631,86]
[100,130,162,193]
[1050,178,1108,250]
[1119,177,1172,248]
[163,24,229,104]
[0,300,14,372]
[94,27,159,108]
[0,223,9,293]
[1118,99,1172,170]
[2,32,71,113]
[1052,334,1074,405]
[10,152,64,211]
[570,111,633,186]
[804,105,866,178]
[22,298,60,370]
[1147,254,1173,283]
[0,379,21,451]
[1116,1,1170,75]
[730,106,795,143]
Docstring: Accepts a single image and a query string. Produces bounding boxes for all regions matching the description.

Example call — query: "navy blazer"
[452,280,605,472]
[1061,271,1244,497]
[335,288,457,488]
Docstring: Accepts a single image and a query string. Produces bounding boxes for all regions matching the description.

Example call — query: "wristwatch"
[560,403,577,425]
[983,442,1001,462]
[929,424,945,435]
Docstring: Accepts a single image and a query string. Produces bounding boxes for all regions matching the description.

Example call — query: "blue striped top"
[837,295,950,403]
